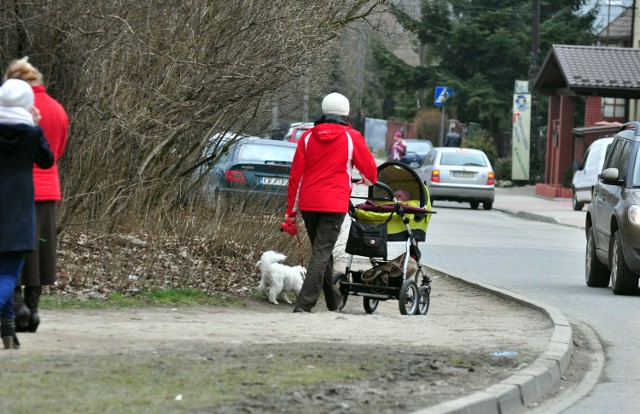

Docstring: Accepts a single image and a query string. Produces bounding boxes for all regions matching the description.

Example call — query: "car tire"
[483,201,493,210]
[611,230,639,295]
[572,188,584,211]
[585,227,610,287]
[469,201,479,209]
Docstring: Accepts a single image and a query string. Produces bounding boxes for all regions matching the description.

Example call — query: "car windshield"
[440,152,487,167]
[406,141,432,154]
[237,142,296,162]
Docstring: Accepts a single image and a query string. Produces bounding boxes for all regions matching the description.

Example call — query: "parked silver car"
[415,147,495,210]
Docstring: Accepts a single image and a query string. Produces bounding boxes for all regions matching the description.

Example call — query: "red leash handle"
[281,217,304,267]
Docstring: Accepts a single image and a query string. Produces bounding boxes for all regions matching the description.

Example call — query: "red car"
[285,122,314,143]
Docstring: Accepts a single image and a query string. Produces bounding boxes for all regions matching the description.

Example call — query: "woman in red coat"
[285,92,377,313]
[4,57,69,333]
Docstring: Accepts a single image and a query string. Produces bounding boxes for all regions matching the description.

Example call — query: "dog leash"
[295,232,304,268]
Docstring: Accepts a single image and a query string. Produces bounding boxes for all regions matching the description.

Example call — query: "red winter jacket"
[32,85,69,201]
[286,121,377,216]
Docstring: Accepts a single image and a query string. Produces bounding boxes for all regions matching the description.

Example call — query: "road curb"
[412,267,573,414]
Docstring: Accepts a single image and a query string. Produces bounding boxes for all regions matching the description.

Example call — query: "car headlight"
[629,205,640,226]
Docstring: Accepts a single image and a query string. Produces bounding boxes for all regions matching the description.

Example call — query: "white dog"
[256,251,306,305]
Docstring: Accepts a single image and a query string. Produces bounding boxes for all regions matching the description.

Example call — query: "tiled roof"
[596,8,632,41]
[534,44,640,98]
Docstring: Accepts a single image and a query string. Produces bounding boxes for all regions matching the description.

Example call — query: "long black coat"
[0,123,54,253]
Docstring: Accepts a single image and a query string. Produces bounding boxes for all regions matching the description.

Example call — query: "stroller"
[334,161,435,315]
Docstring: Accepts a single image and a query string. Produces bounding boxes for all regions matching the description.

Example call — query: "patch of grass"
[450,357,474,368]
[0,343,406,413]
[41,288,247,310]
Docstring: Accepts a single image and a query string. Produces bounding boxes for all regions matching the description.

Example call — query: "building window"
[602,97,625,118]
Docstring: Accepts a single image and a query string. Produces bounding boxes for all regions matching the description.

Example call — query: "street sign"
[435,86,454,107]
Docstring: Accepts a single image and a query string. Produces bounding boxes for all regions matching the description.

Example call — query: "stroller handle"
[372,181,394,200]
[352,177,394,200]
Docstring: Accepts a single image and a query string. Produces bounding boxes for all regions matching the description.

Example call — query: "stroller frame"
[334,161,435,315]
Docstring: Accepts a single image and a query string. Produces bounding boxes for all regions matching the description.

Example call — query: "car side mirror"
[410,162,420,169]
[600,167,620,184]
[571,161,580,171]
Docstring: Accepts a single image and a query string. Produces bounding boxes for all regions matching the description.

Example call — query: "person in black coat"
[444,127,461,147]
[0,78,53,349]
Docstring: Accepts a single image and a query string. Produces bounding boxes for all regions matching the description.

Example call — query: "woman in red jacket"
[4,57,69,333]
[285,92,377,313]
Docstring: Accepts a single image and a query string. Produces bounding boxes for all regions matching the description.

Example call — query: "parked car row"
[195,128,497,214]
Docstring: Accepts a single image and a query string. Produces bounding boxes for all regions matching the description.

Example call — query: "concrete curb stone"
[411,269,573,414]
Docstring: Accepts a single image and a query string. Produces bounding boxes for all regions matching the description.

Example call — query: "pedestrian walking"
[0,78,54,349]
[390,131,406,161]
[444,127,461,147]
[4,57,69,333]
[285,92,377,313]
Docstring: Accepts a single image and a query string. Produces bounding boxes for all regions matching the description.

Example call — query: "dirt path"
[2,274,558,413]
[21,275,552,356]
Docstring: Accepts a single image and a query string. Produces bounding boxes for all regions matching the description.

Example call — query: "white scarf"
[0,105,34,126]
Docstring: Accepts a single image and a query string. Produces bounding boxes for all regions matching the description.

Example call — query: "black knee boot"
[13,286,31,333]
[1,318,20,349]
[24,286,42,333]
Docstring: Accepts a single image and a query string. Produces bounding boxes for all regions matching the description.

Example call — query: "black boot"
[1,318,20,349]
[13,286,30,332]
[24,286,42,333]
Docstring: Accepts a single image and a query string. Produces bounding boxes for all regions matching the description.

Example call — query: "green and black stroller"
[334,161,436,315]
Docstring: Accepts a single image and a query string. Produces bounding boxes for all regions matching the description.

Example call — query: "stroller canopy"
[368,161,429,207]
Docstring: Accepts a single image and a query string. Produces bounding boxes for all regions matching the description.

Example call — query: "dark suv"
[585,121,640,295]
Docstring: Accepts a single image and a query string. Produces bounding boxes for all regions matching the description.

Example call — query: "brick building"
[533,44,640,198]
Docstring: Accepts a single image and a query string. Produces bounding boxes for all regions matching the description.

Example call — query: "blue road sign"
[435,86,454,107]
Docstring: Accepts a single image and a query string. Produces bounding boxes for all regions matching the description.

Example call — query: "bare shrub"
[55,192,312,296]
[414,107,441,142]
[1,0,381,230]
[0,1,380,294]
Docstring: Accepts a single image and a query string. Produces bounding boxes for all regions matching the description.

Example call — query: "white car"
[571,136,614,211]
[416,147,495,210]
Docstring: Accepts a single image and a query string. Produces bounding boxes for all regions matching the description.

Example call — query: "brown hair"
[4,57,43,85]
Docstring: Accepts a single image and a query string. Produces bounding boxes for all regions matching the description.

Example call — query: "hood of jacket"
[311,115,352,142]
[0,123,31,153]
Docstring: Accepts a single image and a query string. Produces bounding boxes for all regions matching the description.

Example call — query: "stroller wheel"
[332,272,349,310]
[399,279,419,315]
[363,298,379,314]
[417,286,430,316]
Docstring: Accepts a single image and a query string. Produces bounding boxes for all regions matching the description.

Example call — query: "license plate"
[261,177,288,186]
[452,171,475,178]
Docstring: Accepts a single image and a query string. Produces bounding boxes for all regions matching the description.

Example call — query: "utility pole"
[529,0,540,177]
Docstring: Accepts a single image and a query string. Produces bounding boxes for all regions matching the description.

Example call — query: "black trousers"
[295,211,345,311]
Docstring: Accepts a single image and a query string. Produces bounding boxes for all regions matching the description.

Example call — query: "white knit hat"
[321,92,350,116]
[0,78,34,110]
[0,79,35,126]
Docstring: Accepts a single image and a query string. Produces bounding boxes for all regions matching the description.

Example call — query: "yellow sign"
[512,93,531,181]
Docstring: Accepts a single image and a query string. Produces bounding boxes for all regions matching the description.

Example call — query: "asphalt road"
[424,198,640,413]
